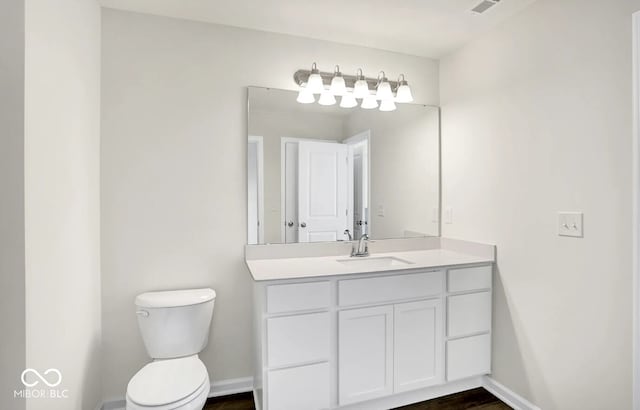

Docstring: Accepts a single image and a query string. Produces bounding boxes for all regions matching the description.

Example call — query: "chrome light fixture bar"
[294,68,401,95]
[294,63,414,112]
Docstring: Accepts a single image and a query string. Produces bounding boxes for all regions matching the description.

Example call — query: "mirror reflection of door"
[282,140,299,243]
[282,138,351,243]
[299,140,350,242]
[247,136,264,244]
[248,87,441,245]
[345,131,370,239]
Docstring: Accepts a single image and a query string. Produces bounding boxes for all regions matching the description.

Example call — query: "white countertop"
[246,248,494,281]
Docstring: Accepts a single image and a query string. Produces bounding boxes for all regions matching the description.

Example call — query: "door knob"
[287,220,294,227]
[300,222,307,228]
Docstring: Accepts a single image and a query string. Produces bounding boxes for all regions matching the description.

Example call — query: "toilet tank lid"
[136,288,216,308]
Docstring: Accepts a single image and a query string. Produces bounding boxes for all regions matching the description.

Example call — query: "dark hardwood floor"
[204,392,255,410]
[203,388,511,410]
[394,388,511,410]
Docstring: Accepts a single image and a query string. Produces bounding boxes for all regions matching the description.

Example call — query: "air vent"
[471,0,501,14]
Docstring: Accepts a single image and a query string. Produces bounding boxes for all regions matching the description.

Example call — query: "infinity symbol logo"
[21,368,62,387]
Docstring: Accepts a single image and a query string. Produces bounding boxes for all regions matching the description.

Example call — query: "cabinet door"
[338,305,393,405]
[394,299,444,393]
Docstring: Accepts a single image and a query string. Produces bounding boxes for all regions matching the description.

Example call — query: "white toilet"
[126,288,216,410]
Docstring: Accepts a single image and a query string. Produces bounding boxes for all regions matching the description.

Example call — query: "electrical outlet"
[444,207,453,224]
[377,205,385,217]
[558,212,583,237]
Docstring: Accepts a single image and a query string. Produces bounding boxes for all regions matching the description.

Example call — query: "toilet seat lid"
[127,356,207,406]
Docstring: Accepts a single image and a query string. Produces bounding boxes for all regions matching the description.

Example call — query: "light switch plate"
[377,205,385,217]
[558,212,583,237]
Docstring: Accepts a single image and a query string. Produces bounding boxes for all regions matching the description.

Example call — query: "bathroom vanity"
[245,86,494,409]
[245,238,495,410]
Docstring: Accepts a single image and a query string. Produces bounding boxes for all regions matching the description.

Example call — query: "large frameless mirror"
[247,86,440,245]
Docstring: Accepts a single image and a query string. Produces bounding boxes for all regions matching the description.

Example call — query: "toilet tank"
[135,288,216,359]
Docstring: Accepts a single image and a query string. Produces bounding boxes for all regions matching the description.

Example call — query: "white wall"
[249,108,346,243]
[440,0,640,408]
[24,1,102,409]
[346,106,440,238]
[101,9,439,400]
[0,1,26,409]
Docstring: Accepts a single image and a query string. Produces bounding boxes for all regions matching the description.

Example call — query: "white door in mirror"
[298,141,350,242]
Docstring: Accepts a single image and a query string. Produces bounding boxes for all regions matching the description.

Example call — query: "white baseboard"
[338,376,484,410]
[100,376,254,410]
[482,376,540,410]
[100,375,535,410]
[208,376,254,397]
[101,398,125,410]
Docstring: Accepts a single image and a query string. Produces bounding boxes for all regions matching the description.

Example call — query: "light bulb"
[307,73,324,94]
[395,76,414,103]
[296,87,315,104]
[330,66,346,96]
[306,62,324,94]
[396,79,413,103]
[376,77,393,101]
[353,68,369,99]
[318,90,336,106]
[340,93,357,108]
[353,79,369,99]
[361,95,378,109]
[379,99,396,112]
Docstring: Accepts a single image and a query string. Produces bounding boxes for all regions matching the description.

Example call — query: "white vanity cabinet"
[337,271,445,406]
[445,265,493,381]
[393,299,443,393]
[338,298,444,404]
[251,263,493,410]
[338,305,394,404]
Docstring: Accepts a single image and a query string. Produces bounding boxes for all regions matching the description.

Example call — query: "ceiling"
[99,0,538,58]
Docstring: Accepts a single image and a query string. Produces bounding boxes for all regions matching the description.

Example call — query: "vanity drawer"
[446,334,491,381]
[447,265,492,292]
[447,291,491,337]
[266,281,330,314]
[267,312,330,368]
[268,362,330,410]
[338,271,443,307]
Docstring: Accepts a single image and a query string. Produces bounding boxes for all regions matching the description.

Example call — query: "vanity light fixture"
[395,74,414,103]
[296,87,315,104]
[293,64,414,111]
[361,95,379,109]
[306,62,325,94]
[330,66,347,96]
[379,99,397,112]
[340,92,358,108]
[353,68,370,99]
[318,90,337,106]
[375,71,393,101]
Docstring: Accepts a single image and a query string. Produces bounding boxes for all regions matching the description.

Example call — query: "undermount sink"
[337,256,414,269]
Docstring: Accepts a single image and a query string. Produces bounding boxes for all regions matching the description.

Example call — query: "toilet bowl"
[126,356,209,410]
[126,288,216,410]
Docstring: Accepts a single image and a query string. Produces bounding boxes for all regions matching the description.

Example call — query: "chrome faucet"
[352,234,370,257]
